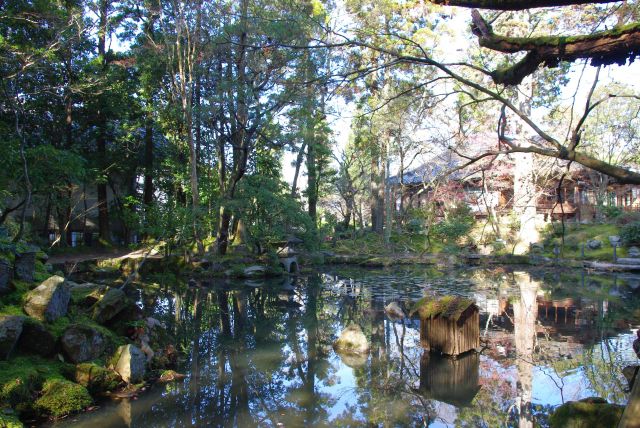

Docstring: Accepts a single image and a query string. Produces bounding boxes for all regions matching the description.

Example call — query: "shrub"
[600,205,623,220]
[432,204,475,244]
[563,235,580,251]
[621,222,640,246]
[616,211,640,226]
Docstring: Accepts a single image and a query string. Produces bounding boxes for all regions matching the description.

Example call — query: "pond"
[54,266,640,427]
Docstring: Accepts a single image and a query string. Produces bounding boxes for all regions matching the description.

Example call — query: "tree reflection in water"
[54,267,639,428]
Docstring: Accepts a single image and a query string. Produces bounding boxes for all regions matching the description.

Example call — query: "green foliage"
[0,412,23,428]
[431,205,475,244]
[616,211,640,225]
[34,379,92,418]
[234,175,317,249]
[600,205,622,220]
[621,221,640,246]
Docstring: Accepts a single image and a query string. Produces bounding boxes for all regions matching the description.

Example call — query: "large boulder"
[549,397,623,428]
[629,246,640,258]
[69,282,106,306]
[587,239,602,250]
[0,258,13,296]
[92,288,127,324]
[112,344,146,384]
[75,363,121,394]
[14,250,36,282]
[23,276,71,322]
[60,324,106,363]
[333,324,369,354]
[0,315,24,359]
[17,318,56,356]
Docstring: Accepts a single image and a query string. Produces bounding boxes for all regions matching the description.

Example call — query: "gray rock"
[14,250,36,282]
[384,302,405,320]
[529,242,544,252]
[243,265,267,278]
[587,239,602,250]
[18,318,56,356]
[0,315,24,359]
[333,324,369,354]
[629,246,640,258]
[113,344,146,384]
[0,259,13,295]
[24,275,71,322]
[92,288,127,324]
[61,324,106,363]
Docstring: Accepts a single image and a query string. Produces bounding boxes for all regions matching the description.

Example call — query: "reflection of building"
[418,352,481,407]
[419,300,479,356]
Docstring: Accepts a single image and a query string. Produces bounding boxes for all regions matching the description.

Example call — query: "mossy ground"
[540,223,625,261]
[0,412,23,428]
[0,356,72,416]
[33,379,92,418]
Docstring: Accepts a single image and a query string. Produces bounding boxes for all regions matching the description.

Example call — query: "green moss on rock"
[0,412,23,428]
[34,379,91,418]
[75,363,121,394]
[0,356,71,415]
[549,397,624,428]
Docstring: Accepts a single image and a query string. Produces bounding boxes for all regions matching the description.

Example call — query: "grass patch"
[327,231,446,256]
[541,223,625,261]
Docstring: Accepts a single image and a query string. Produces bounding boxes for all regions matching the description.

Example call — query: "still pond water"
[57,266,640,427]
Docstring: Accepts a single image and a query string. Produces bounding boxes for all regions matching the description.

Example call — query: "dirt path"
[48,248,131,265]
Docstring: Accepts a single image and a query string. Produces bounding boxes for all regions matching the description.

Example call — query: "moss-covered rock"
[60,324,106,363]
[0,356,71,416]
[75,363,121,395]
[69,283,106,306]
[23,276,70,323]
[34,379,92,418]
[0,372,42,411]
[0,412,23,428]
[0,316,24,360]
[91,288,127,324]
[16,318,56,357]
[549,397,624,428]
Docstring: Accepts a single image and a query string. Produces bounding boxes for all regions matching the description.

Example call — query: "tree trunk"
[307,140,318,224]
[143,112,154,207]
[291,142,306,198]
[512,75,539,254]
[97,0,110,244]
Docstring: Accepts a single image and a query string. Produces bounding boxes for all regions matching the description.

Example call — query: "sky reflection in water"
[56,266,640,427]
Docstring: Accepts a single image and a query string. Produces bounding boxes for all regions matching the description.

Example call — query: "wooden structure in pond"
[419,351,481,406]
[412,296,479,356]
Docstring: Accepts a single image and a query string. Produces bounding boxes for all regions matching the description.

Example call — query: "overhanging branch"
[471,10,640,84]
[428,0,621,10]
